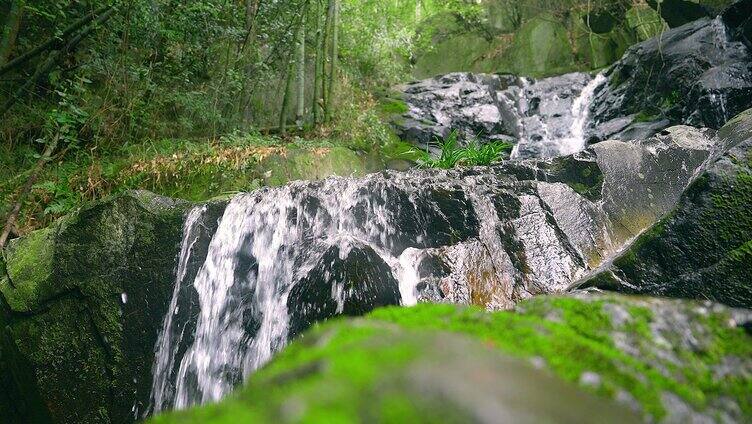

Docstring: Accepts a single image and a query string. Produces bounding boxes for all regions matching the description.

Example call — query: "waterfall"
[148,74,613,416]
[148,176,464,412]
[149,206,209,413]
[510,73,606,159]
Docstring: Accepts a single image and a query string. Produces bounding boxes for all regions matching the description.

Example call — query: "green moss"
[379,99,409,115]
[0,228,55,312]
[633,111,661,123]
[493,15,578,77]
[368,297,752,421]
[152,296,752,423]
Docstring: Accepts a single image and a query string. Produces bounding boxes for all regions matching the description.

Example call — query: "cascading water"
[509,73,607,159]
[149,175,487,413]
[148,157,625,413]
[148,72,611,416]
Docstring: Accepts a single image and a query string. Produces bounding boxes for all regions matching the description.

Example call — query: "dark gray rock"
[287,240,401,338]
[578,109,752,308]
[589,7,752,142]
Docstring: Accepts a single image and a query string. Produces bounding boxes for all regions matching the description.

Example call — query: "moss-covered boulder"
[582,109,752,307]
[0,191,190,423]
[150,295,752,423]
[493,14,578,77]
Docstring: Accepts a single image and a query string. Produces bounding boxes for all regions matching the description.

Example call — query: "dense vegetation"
[0,0,673,240]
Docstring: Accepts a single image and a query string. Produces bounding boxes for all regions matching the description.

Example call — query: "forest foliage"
[0,0,663,240]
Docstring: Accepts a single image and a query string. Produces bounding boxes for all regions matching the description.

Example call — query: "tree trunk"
[313,0,325,125]
[295,12,307,130]
[325,0,339,122]
[279,59,295,135]
[0,0,25,67]
[241,0,260,126]
[0,135,59,249]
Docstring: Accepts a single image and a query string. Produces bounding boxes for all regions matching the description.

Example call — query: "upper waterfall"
[392,72,607,160]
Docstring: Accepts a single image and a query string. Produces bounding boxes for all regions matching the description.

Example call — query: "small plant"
[417,131,512,169]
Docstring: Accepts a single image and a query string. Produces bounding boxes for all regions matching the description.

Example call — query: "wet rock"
[589,6,752,142]
[393,71,601,158]
[580,109,752,307]
[393,73,516,151]
[287,240,401,338]
[0,191,191,423]
[646,0,728,28]
[722,0,752,49]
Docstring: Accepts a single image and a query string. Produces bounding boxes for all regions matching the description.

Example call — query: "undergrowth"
[416,131,513,169]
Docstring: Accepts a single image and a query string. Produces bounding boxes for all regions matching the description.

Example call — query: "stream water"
[148,71,609,415]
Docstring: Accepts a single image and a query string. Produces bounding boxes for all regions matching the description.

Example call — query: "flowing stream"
[148,71,609,415]
[509,73,607,159]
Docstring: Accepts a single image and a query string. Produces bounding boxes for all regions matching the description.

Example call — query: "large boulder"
[579,109,752,307]
[589,3,752,142]
[0,191,190,423]
[412,126,716,309]
[493,14,578,77]
[150,294,752,423]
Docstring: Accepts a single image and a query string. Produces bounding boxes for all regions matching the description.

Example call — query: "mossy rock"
[492,14,579,78]
[0,191,191,423]
[413,16,493,79]
[150,295,752,423]
[626,4,667,41]
[583,109,752,307]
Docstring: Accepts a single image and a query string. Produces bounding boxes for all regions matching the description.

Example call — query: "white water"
[148,73,611,415]
[150,206,208,413]
[511,73,606,159]
[149,177,446,412]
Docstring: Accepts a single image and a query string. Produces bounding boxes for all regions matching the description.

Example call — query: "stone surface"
[287,240,401,338]
[0,191,191,423]
[149,295,752,423]
[578,109,752,308]
[393,71,599,156]
[589,6,752,142]
[413,126,716,309]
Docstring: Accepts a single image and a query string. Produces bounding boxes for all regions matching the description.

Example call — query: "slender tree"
[324,0,339,122]
[295,11,307,130]
[313,0,325,124]
[0,0,25,67]
[279,59,294,135]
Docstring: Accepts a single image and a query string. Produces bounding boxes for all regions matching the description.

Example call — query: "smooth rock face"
[0,191,190,424]
[579,109,752,307]
[147,124,717,411]
[589,9,752,142]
